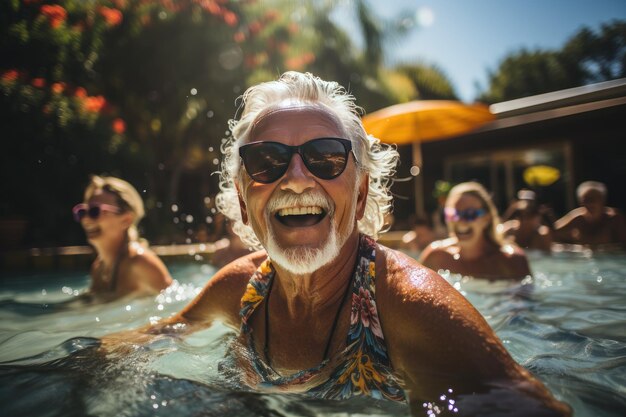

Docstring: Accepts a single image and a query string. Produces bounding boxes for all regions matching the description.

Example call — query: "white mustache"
[266,191,333,215]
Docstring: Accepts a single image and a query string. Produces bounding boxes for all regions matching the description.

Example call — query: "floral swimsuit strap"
[239,234,406,402]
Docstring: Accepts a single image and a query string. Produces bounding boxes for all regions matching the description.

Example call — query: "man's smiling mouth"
[275,206,327,227]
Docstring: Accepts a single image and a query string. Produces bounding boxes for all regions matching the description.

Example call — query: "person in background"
[102,72,568,416]
[501,189,553,251]
[419,181,531,280]
[74,175,172,300]
[554,181,626,247]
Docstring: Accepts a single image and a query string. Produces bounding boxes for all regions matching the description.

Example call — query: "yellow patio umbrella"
[361,100,495,215]
[362,100,494,144]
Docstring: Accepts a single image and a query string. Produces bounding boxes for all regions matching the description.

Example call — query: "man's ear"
[236,183,249,225]
[356,173,369,221]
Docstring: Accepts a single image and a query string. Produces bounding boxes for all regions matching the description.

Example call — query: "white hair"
[576,181,607,202]
[216,71,399,250]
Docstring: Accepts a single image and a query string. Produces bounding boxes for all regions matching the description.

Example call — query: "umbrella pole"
[413,142,425,218]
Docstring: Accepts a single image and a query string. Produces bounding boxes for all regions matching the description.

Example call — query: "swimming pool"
[0,249,624,416]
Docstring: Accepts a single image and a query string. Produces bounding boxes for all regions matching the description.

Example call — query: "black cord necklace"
[263,257,358,374]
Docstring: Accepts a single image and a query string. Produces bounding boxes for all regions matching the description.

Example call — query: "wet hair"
[445,181,504,247]
[83,175,145,242]
[576,181,607,203]
[216,71,399,250]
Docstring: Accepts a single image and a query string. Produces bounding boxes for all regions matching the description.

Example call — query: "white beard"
[262,189,357,275]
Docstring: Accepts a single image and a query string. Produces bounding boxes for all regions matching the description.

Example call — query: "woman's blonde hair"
[445,181,504,246]
[83,175,145,242]
[216,71,399,250]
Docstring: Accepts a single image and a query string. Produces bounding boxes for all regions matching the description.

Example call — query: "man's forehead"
[250,101,343,139]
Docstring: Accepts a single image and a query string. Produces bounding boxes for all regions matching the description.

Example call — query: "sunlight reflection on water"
[1,251,625,416]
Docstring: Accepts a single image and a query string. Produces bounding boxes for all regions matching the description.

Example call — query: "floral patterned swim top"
[239,234,406,402]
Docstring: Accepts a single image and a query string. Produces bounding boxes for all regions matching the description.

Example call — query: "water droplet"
[171,204,179,212]
[597,276,603,283]
[125,305,131,311]
[41,289,47,295]
[190,88,197,95]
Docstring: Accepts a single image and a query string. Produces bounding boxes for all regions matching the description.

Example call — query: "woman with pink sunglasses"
[419,182,531,280]
[73,175,172,300]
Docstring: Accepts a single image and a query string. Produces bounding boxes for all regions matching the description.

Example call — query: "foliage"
[478,20,626,103]
[1,0,418,248]
[0,0,294,246]
[394,63,458,101]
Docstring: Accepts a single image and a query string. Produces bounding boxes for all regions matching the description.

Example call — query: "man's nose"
[280,154,316,193]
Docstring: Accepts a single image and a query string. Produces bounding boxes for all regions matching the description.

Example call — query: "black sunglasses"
[238,137,354,184]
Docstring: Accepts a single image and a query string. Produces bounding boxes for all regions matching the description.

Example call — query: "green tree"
[478,19,626,103]
[395,62,458,101]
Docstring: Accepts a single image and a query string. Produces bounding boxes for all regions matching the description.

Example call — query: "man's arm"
[100,252,262,352]
[378,249,570,416]
[553,208,584,243]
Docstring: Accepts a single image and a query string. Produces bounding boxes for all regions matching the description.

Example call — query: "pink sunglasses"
[72,203,122,222]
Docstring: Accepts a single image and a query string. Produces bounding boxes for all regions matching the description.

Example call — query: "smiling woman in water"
[74,175,172,300]
[419,181,531,280]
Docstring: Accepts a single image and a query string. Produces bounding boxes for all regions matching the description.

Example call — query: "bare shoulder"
[500,242,532,277]
[377,244,475,319]
[177,250,267,328]
[375,244,518,397]
[125,245,172,291]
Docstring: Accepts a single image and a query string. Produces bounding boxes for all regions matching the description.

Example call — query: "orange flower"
[285,52,315,70]
[200,0,221,15]
[51,82,65,94]
[74,87,87,98]
[40,4,67,29]
[233,31,246,43]
[84,95,106,113]
[263,10,280,22]
[1,70,19,82]
[98,6,123,26]
[248,21,262,35]
[112,118,126,134]
[31,78,46,88]
[222,10,238,27]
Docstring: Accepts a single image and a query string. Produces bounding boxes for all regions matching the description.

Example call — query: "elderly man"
[554,181,626,247]
[107,72,569,415]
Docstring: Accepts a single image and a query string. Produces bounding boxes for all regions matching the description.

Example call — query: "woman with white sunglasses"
[73,175,172,300]
[419,181,531,280]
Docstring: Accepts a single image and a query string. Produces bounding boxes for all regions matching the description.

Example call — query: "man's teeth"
[277,206,323,216]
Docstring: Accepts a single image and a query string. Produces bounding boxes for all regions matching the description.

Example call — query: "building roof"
[489,78,626,118]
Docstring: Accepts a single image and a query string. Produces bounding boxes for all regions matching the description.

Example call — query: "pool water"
[0,250,624,416]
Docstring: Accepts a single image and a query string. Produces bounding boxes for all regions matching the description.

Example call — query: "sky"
[333,0,626,102]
